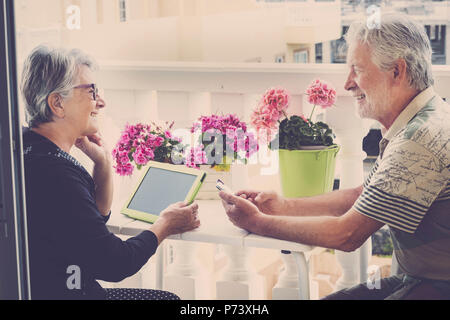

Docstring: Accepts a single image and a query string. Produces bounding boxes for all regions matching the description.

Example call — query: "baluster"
[163,240,210,299]
[216,245,265,300]
[272,251,315,300]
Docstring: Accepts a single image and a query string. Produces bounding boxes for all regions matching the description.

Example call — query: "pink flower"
[306,79,336,109]
[190,114,256,161]
[250,87,290,132]
[132,146,148,166]
[114,162,134,176]
[113,122,182,176]
[118,151,130,164]
[250,104,280,131]
[244,131,259,158]
[184,146,207,169]
[262,87,290,113]
[142,145,155,159]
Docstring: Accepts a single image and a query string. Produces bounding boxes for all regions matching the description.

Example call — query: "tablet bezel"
[121,161,206,224]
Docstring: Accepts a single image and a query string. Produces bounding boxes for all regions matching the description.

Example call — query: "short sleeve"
[353,138,449,233]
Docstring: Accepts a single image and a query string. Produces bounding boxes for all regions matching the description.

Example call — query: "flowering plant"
[250,87,290,131]
[112,121,185,176]
[189,114,259,171]
[251,80,337,150]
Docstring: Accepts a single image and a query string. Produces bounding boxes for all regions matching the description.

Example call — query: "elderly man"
[219,13,450,299]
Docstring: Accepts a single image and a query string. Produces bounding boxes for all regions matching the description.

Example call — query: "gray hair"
[345,13,433,91]
[20,45,98,128]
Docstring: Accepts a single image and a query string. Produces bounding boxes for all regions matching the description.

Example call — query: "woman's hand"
[75,133,110,165]
[235,190,288,216]
[153,202,200,242]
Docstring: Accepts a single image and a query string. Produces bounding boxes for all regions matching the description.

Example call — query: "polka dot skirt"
[105,288,180,300]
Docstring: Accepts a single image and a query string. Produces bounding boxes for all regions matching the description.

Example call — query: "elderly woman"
[21,45,200,300]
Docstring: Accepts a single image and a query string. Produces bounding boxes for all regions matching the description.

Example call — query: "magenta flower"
[114,162,134,176]
[190,113,258,167]
[132,146,149,166]
[184,146,208,169]
[112,122,184,176]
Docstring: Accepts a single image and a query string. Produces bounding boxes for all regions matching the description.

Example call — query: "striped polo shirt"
[353,87,450,280]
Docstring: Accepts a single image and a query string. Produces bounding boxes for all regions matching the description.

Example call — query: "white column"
[216,245,265,300]
[446,24,450,65]
[163,241,210,299]
[308,43,316,63]
[322,41,331,64]
[325,97,372,291]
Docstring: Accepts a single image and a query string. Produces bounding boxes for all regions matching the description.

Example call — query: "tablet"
[121,161,206,224]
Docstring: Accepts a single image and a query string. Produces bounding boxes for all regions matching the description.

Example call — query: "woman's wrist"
[93,150,111,168]
[150,219,170,245]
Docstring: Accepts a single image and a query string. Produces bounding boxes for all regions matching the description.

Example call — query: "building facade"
[14,0,450,65]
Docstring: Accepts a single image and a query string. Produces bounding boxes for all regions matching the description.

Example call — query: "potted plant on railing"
[112,121,186,177]
[188,113,259,199]
[112,121,192,201]
[251,80,340,198]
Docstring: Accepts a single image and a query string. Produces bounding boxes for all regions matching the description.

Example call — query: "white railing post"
[163,240,211,299]
[272,251,315,300]
[272,250,300,299]
[216,245,251,300]
[216,245,265,300]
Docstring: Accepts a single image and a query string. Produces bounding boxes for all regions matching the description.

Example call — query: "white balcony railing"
[89,62,450,299]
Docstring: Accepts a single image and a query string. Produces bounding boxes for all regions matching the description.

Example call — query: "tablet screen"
[128,168,197,215]
[127,167,198,215]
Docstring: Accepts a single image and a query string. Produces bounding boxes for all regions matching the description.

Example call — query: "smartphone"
[216,179,233,194]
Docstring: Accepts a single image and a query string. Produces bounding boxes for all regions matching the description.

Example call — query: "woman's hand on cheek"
[75,133,110,165]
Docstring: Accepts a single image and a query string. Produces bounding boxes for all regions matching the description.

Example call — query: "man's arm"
[254,208,383,251]
[220,191,383,252]
[239,185,363,218]
[284,185,363,217]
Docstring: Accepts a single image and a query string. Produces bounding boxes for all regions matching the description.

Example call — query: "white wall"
[202,9,287,63]
[61,17,180,60]
[15,0,343,63]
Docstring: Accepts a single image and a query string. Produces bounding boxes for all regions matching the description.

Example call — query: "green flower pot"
[279,145,340,198]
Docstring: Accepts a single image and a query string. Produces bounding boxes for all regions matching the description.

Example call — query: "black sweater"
[23,128,158,299]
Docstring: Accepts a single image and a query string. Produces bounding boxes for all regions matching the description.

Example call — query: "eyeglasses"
[73,83,99,101]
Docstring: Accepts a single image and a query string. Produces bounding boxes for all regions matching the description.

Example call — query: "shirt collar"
[382,86,436,142]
